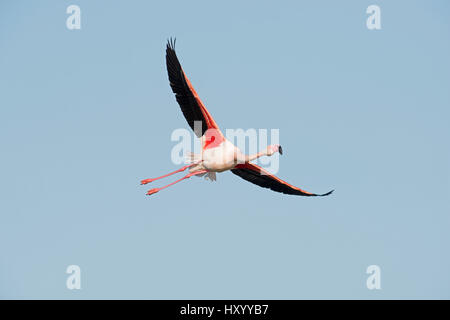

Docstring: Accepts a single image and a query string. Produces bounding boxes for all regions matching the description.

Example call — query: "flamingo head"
[267,144,283,156]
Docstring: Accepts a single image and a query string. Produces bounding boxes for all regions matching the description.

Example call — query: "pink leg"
[140,164,196,185]
[146,170,208,195]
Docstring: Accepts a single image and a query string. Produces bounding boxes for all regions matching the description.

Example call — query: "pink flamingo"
[141,39,333,197]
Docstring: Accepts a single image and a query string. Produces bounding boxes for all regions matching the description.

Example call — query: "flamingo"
[141,39,333,197]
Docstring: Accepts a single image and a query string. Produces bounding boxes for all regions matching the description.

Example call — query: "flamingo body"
[201,139,238,172]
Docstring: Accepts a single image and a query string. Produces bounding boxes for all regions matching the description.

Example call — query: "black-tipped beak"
[278,145,283,155]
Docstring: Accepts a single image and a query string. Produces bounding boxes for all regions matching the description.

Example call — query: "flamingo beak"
[278,145,283,155]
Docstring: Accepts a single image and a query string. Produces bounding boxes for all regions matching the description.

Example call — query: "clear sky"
[0,0,449,299]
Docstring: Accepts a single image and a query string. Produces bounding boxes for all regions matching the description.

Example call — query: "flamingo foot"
[141,178,155,185]
[146,188,159,196]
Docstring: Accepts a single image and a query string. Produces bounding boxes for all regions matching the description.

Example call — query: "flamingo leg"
[140,164,196,185]
[146,170,208,195]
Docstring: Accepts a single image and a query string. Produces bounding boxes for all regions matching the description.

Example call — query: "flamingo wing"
[231,163,334,197]
[166,38,223,139]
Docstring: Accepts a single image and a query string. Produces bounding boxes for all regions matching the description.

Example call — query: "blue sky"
[0,0,449,299]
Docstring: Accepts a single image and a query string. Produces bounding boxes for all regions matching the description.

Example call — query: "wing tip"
[316,189,334,197]
[166,37,177,51]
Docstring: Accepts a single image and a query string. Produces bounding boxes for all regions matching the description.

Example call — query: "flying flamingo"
[141,39,333,197]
